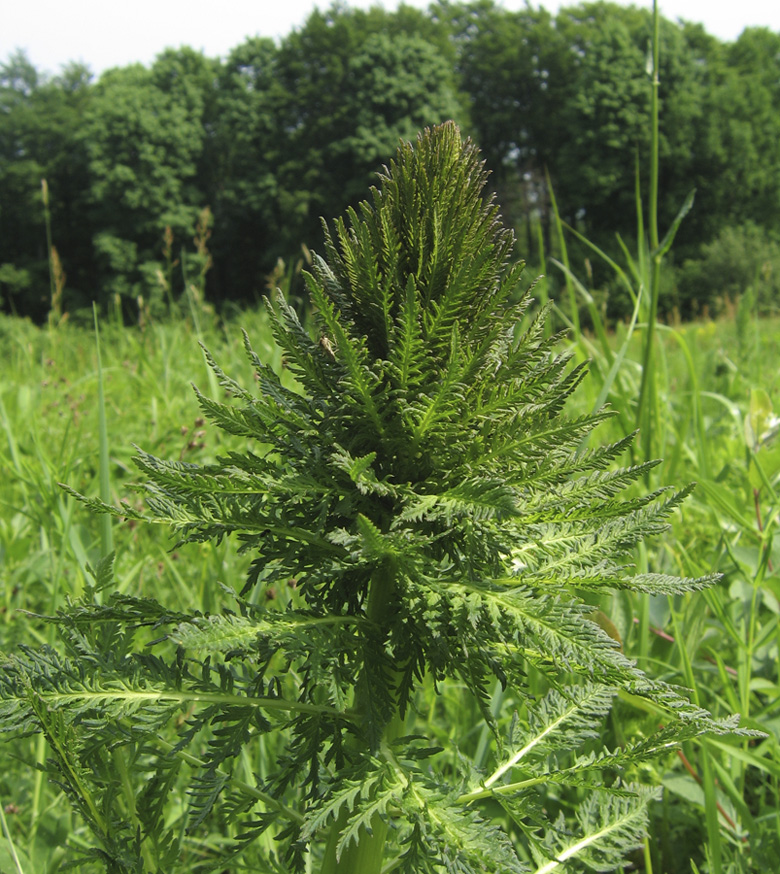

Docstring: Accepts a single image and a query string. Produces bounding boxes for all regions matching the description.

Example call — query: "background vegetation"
[3,0,780,323]
[1,289,779,873]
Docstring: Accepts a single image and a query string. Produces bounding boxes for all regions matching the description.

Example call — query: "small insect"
[319,335,336,359]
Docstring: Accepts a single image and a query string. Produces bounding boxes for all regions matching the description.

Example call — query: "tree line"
[2,0,780,322]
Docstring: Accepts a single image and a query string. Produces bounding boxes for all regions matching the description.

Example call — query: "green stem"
[637,0,661,476]
[547,169,581,343]
[320,558,402,874]
[112,748,156,872]
[29,687,347,718]
[41,179,56,323]
[0,799,25,873]
[93,304,114,566]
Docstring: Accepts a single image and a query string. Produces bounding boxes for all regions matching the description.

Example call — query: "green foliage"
[678,222,780,316]
[701,28,780,233]
[82,56,213,309]
[269,3,463,262]
[0,51,93,318]
[446,1,780,314]
[3,3,780,320]
[538,31,780,856]
[0,123,743,872]
[208,37,282,300]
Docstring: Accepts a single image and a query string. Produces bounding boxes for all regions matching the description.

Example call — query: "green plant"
[42,178,68,330]
[0,123,745,873]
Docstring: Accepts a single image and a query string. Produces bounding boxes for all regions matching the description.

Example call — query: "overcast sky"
[4,0,780,79]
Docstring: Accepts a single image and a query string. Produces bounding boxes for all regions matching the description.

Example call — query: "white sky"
[4,0,779,79]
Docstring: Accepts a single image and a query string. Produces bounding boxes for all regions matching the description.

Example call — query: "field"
[0,291,778,872]
[3,0,779,862]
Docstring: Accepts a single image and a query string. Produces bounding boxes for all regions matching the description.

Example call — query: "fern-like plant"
[1,123,745,873]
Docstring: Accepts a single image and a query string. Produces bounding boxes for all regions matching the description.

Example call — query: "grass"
[0,307,280,870]
[0,295,778,871]
[544,18,780,865]
[556,268,780,872]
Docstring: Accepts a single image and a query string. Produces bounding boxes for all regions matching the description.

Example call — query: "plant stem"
[320,557,402,874]
[93,304,114,566]
[41,179,56,320]
[637,0,662,474]
[546,169,581,343]
[0,800,25,874]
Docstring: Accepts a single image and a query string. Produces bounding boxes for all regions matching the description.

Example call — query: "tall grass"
[0,306,284,871]
[1,303,778,871]
[544,2,780,869]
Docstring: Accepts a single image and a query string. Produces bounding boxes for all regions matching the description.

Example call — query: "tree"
[80,51,215,308]
[207,37,283,302]
[0,52,93,318]
[436,0,569,250]
[702,28,780,232]
[447,0,773,298]
[270,4,464,260]
[550,3,653,233]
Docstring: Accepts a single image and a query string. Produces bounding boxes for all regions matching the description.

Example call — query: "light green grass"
[1,302,778,871]
[553,273,780,872]
[0,306,285,871]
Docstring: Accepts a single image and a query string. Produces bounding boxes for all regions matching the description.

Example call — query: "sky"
[4,0,780,79]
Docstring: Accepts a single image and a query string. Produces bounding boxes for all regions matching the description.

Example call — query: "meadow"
[0,271,778,872]
[3,0,780,861]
